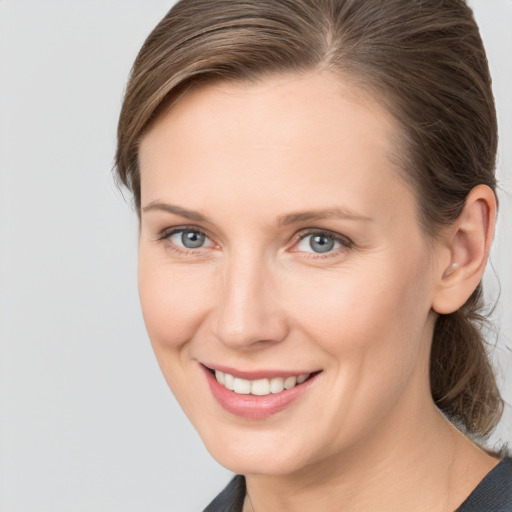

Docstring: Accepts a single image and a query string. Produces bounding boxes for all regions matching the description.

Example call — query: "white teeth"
[251,379,271,396]
[284,376,297,389]
[213,370,311,395]
[269,377,284,394]
[215,370,225,385]
[224,372,235,391]
[297,373,309,384]
[233,378,251,394]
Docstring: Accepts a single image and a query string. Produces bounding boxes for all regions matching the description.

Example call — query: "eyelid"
[290,229,353,255]
[159,225,210,241]
[297,229,352,245]
[158,225,218,255]
[156,225,353,257]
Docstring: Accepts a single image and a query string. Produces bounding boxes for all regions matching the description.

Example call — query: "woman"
[115,0,511,510]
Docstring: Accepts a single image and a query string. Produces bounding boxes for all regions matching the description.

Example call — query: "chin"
[213,449,304,477]
[198,424,315,476]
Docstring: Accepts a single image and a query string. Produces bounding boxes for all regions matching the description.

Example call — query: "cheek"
[289,261,430,352]
[281,261,433,447]
[137,252,216,416]
[137,252,211,351]
[283,252,435,426]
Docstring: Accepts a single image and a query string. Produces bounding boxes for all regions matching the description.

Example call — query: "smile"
[203,365,322,419]
[214,370,310,395]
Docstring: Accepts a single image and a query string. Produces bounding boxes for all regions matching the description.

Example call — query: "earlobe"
[432,185,496,315]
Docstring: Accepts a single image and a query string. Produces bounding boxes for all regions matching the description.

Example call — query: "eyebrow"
[142,202,211,223]
[276,208,372,226]
[142,202,372,225]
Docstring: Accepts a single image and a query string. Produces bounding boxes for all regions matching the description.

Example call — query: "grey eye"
[170,229,208,249]
[309,234,335,253]
[296,233,341,254]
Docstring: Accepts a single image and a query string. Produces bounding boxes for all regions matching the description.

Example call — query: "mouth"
[202,364,322,419]
[209,367,318,395]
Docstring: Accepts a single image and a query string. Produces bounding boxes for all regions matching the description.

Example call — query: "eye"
[168,228,213,249]
[294,231,351,254]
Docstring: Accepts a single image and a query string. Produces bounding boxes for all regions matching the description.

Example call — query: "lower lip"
[203,366,320,420]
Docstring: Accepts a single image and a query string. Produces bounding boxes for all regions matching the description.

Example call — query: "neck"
[244,398,497,512]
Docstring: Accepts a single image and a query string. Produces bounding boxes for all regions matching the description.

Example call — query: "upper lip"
[202,363,321,380]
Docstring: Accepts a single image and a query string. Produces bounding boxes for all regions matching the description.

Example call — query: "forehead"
[138,71,410,221]
[142,71,397,152]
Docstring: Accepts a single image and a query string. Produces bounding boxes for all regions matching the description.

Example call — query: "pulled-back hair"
[115,0,503,436]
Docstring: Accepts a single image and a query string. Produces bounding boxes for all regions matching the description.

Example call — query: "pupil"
[310,234,334,253]
[182,230,205,248]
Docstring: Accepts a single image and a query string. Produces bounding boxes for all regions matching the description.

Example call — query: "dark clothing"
[203,474,245,512]
[457,457,512,511]
[203,458,512,511]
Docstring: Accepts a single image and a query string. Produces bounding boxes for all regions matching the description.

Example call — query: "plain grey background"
[0,1,510,511]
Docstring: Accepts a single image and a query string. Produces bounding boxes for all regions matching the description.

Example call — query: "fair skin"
[138,71,498,512]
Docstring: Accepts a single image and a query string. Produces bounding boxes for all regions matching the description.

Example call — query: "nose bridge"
[213,247,286,348]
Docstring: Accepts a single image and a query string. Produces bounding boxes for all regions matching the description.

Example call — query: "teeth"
[233,378,251,394]
[251,378,271,396]
[224,373,235,391]
[215,370,225,385]
[269,377,284,393]
[284,376,297,389]
[213,370,311,395]
[297,373,309,384]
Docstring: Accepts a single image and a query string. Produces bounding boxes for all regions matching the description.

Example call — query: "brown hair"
[115,0,503,436]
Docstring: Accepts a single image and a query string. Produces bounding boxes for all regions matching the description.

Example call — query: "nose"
[211,251,289,350]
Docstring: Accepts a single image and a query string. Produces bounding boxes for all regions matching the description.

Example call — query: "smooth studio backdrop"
[0,1,510,511]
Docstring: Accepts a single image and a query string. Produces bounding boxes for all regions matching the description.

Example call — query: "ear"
[432,185,496,315]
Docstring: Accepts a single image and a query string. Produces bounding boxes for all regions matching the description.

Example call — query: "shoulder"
[203,475,246,512]
[457,457,512,511]
[201,459,512,512]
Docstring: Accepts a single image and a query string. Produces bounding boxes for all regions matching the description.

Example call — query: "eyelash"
[294,229,353,259]
[158,226,216,256]
[158,226,353,258]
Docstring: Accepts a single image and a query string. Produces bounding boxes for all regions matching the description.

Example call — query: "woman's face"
[138,72,442,475]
